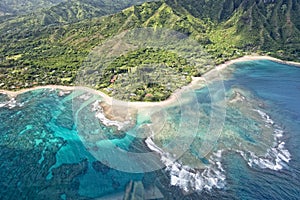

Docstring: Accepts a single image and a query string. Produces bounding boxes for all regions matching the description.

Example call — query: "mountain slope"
[0,0,64,16]
[169,0,300,60]
[0,0,152,32]
[0,1,210,91]
[39,0,153,25]
[0,0,299,92]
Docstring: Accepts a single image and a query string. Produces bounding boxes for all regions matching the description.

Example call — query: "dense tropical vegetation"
[0,0,299,101]
[0,0,63,16]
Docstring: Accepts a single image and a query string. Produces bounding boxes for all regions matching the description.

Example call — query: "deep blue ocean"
[221,60,300,200]
[0,60,299,199]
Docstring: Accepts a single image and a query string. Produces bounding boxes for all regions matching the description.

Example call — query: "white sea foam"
[79,94,92,101]
[238,109,291,171]
[145,137,226,192]
[58,90,71,97]
[92,100,130,131]
[254,109,274,125]
[274,128,283,138]
[8,98,17,109]
[145,108,291,193]
[0,98,23,109]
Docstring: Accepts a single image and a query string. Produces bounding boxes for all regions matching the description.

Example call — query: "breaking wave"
[145,137,226,192]
[92,100,130,131]
[0,97,23,109]
[237,109,291,171]
[145,107,291,193]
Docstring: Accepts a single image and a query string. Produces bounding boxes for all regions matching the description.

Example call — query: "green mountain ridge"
[0,0,299,98]
[0,0,64,16]
[172,0,300,59]
[1,1,209,98]
[0,0,152,32]
[39,0,152,25]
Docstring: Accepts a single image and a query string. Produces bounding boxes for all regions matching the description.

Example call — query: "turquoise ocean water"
[0,60,299,199]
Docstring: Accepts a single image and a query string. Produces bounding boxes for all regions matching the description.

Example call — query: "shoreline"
[0,85,76,98]
[1,55,300,108]
[216,55,300,71]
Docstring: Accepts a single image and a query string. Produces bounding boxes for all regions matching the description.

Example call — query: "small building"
[110,75,118,83]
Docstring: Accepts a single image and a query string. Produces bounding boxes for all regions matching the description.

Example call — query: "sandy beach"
[1,55,300,109]
[216,55,300,71]
[0,85,76,98]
